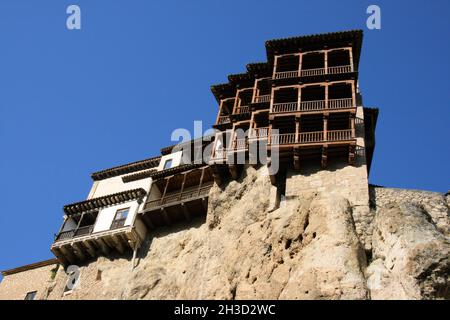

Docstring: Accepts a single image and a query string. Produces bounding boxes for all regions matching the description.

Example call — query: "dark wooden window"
[111,208,129,229]
[24,291,37,300]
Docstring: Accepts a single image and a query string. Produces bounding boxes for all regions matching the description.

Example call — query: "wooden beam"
[294,148,300,171]
[60,246,76,265]
[229,165,239,180]
[110,235,124,255]
[181,203,191,221]
[71,242,86,261]
[96,238,110,255]
[197,167,205,195]
[51,247,69,266]
[82,240,96,258]
[349,144,356,165]
[321,146,328,169]
[161,207,171,226]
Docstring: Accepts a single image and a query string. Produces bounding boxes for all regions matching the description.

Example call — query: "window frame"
[24,291,37,300]
[163,159,173,170]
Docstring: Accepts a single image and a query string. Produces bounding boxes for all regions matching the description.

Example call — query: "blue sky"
[0,0,449,274]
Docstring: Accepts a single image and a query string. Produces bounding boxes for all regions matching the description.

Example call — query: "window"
[114,208,129,221]
[24,291,37,300]
[163,159,173,170]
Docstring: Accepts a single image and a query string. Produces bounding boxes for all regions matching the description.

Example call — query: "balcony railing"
[271,98,354,114]
[274,70,299,79]
[300,68,326,77]
[233,138,247,150]
[327,65,352,74]
[271,133,296,145]
[328,98,353,109]
[55,225,94,242]
[212,148,227,160]
[144,183,214,210]
[272,102,298,113]
[273,65,353,80]
[250,127,269,139]
[270,129,354,145]
[299,100,325,111]
[234,106,250,115]
[254,95,271,103]
[217,115,231,125]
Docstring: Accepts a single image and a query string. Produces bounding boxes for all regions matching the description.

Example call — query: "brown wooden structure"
[209,30,377,185]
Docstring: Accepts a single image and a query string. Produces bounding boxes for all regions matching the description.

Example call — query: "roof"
[1,258,58,276]
[211,30,363,102]
[63,188,147,215]
[148,163,206,180]
[91,156,161,181]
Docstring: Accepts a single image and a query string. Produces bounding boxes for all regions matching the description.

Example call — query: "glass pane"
[163,159,172,170]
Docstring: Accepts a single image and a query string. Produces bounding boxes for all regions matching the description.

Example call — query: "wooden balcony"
[271,98,354,114]
[254,95,271,103]
[141,166,213,229]
[249,127,269,139]
[273,65,353,80]
[270,129,354,146]
[234,106,251,115]
[217,115,231,125]
[52,222,142,266]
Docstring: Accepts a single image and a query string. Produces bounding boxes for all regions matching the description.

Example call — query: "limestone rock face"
[366,203,450,299]
[45,166,449,300]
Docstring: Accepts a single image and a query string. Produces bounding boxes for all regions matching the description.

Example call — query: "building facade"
[0,30,378,299]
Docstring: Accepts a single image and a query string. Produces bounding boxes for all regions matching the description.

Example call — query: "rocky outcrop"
[45,166,449,300]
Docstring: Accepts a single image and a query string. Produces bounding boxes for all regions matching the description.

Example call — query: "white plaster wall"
[88,174,152,199]
[157,151,182,171]
[93,200,140,233]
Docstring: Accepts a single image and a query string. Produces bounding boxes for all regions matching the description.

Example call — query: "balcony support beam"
[294,148,300,171]
[349,144,356,166]
[181,203,191,221]
[51,247,69,266]
[60,245,76,265]
[161,208,171,226]
[71,242,86,261]
[97,238,110,255]
[321,146,328,169]
[82,240,96,258]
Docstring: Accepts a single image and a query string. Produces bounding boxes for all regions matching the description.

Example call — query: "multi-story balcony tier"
[141,164,214,229]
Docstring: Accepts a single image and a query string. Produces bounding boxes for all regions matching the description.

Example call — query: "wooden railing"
[212,148,226,160]
[234,106,250,114]
[270,130,354,145]
[299,131,324,143]
[327,129,353,141]
[299,100,325,111]
[144,183,214,210]
[217,115,230,125]
[328,98,353,109]
[110,218,126,230]
[300,68,326,77]
[274,70,299,79]
[271,133,296,145]
[254,95,271,103]
[250,127,269,139]
[327,65,352,74]
[273,65,352,80]
[234,138,247,150]
[55,225,94,242]
[272,102,298,113]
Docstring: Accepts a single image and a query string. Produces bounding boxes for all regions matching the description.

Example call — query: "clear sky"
[0,0,449,274]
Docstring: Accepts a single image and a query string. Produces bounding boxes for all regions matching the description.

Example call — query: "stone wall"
[370,186,450,237]
[0,262,58,300]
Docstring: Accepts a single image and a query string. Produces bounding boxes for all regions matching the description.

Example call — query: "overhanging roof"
[63,188,147,215]
[1,259,58,276]
[91,156,161,181]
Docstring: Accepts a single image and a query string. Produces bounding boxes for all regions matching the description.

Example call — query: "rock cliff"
[45,165,450,300]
